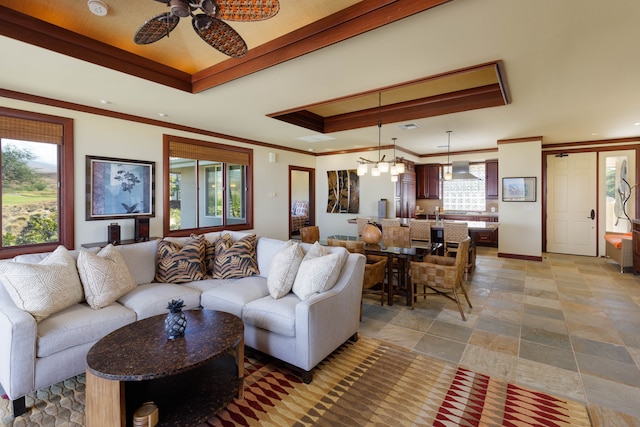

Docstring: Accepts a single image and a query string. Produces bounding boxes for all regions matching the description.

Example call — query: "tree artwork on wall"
[326,169,359,213]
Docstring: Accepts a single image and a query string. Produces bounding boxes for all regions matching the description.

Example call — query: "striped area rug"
[1,337,591,426]
[207,338,590,426]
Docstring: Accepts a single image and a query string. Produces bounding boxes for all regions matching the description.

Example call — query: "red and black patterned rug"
[1,337,591,426]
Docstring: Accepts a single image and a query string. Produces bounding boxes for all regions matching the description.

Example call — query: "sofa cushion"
[36,301,136,358]
[256,237,288,278]
[114,239,158,285]
[155,236,206,284]
[243,293,299,337]
[117,282,201,320]
[0,246,84,322]
[200,276,269,317]
[292,252,342,301]
[77,244,137,309]
[267,240,303,299]
[213,233,259,279]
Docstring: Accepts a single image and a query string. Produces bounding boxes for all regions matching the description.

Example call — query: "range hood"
[451,161,479,180]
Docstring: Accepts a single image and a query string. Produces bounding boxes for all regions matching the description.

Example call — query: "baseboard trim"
[497,252,543,262]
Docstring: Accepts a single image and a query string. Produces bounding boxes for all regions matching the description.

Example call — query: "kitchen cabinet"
[416,164,441,199]
[395,171,416,218]
[485,159,499,199]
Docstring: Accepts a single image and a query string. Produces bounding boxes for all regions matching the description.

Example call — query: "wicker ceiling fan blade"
[192,16,248,57]
[134,12,180,45]
[217,0,280,22]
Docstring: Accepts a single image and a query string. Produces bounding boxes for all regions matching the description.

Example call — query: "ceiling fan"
[134,0,280,58]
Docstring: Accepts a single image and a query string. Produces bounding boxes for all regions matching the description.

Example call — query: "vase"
[362,224,382,244]
[165,299,187,340]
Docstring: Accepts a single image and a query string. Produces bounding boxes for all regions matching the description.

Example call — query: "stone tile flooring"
[359,247,640,425]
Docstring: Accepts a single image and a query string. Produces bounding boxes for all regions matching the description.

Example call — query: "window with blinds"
[165,135,253,234]
[0,108,74,257]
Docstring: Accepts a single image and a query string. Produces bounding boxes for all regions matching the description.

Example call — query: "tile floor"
[360,247,640,426]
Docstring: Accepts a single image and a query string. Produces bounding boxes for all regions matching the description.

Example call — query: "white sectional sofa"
[0,231,365,417]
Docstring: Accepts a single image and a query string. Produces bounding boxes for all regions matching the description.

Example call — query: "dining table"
[325,235,442,307]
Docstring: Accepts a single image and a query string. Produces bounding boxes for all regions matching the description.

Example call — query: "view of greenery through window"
[1,139,59,246]
[442,163,486,211]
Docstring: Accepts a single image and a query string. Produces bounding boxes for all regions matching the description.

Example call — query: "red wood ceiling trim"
[191,0,453,92]
[272,84,505,134]
[0,6,193,92]
[0,1,452,94]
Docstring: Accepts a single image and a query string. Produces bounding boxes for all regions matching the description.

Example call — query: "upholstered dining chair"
[380,218,401,228]
[409,237,472,320]
[300,225,320,244]
[409,219,431,247]
[327,237,387,319]
[443,221,474,280]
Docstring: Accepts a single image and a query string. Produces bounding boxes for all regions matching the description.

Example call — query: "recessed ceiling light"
[87,0,108,16]
[634,122,640,126]
[158,113,169,117]
[99,99,111,104]
[397,123,419,130]
[591,133,598,136]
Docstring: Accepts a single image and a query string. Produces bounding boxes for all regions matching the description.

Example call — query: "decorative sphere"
[362,224,382,244]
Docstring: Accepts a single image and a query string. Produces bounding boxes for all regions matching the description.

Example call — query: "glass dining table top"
[325,235,442,256]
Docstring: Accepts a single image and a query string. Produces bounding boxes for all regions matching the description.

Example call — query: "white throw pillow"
[303,241,326,260]
[0,246,83,322]
[267,240,303,299]
[292,252,342,301]
[77,244,137,309]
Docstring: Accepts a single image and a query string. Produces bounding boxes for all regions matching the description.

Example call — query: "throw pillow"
[206,233,230,276]
[292,251,342,301]
[155,235,206,284]
[77,244,137,309]
[0,246,83,322]
[303,241,326,260]
[267,240,303,299]
[213,234,259,279]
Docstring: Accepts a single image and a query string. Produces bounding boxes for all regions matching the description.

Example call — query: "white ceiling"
[1,0,640,158]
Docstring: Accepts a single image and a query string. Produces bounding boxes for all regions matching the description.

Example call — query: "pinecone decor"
[165,299,187,340]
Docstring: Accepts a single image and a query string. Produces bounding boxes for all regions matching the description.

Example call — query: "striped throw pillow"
[213,234,259,279]
[155,236,206,284]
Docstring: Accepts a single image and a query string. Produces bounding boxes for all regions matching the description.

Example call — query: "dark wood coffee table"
[85,309,244,427]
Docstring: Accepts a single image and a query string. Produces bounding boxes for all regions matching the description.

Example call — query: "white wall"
[1,98,314,246]
[498,140,542,258]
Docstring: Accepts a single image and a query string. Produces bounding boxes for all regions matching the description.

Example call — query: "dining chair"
[380,218,401,228]
[443,221,474,279]
[409,219,431,247]
[409,237,472,320]
[300,225,320,244]
[382,225,411,248]
[327,237,387,319]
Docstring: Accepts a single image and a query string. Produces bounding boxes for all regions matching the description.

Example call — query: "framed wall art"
[86,156,155,220]
[502,177,536,202]
[326,169,359,213]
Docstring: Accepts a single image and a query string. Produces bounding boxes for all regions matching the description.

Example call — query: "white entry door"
[546,152,597,256]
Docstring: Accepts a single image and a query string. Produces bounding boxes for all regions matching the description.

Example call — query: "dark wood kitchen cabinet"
[395,171,416,218]
[416,164,441,199]
[485,159,499,199]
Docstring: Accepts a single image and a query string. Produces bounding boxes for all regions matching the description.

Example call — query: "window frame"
[163,135,253,237]
[0,107,74,258]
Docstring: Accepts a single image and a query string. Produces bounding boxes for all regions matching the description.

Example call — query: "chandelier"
[356,93,405,181]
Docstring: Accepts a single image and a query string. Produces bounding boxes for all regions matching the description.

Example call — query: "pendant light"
[443,131,453,181]
[357,92,393,176]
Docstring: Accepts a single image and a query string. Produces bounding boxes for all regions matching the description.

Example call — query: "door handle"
[587,209,595,220]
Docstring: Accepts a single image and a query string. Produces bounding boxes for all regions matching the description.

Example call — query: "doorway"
[289,166,315,239]
[546,152,597,256]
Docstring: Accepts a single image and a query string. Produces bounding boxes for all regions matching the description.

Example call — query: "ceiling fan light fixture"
[170,0,191,17]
